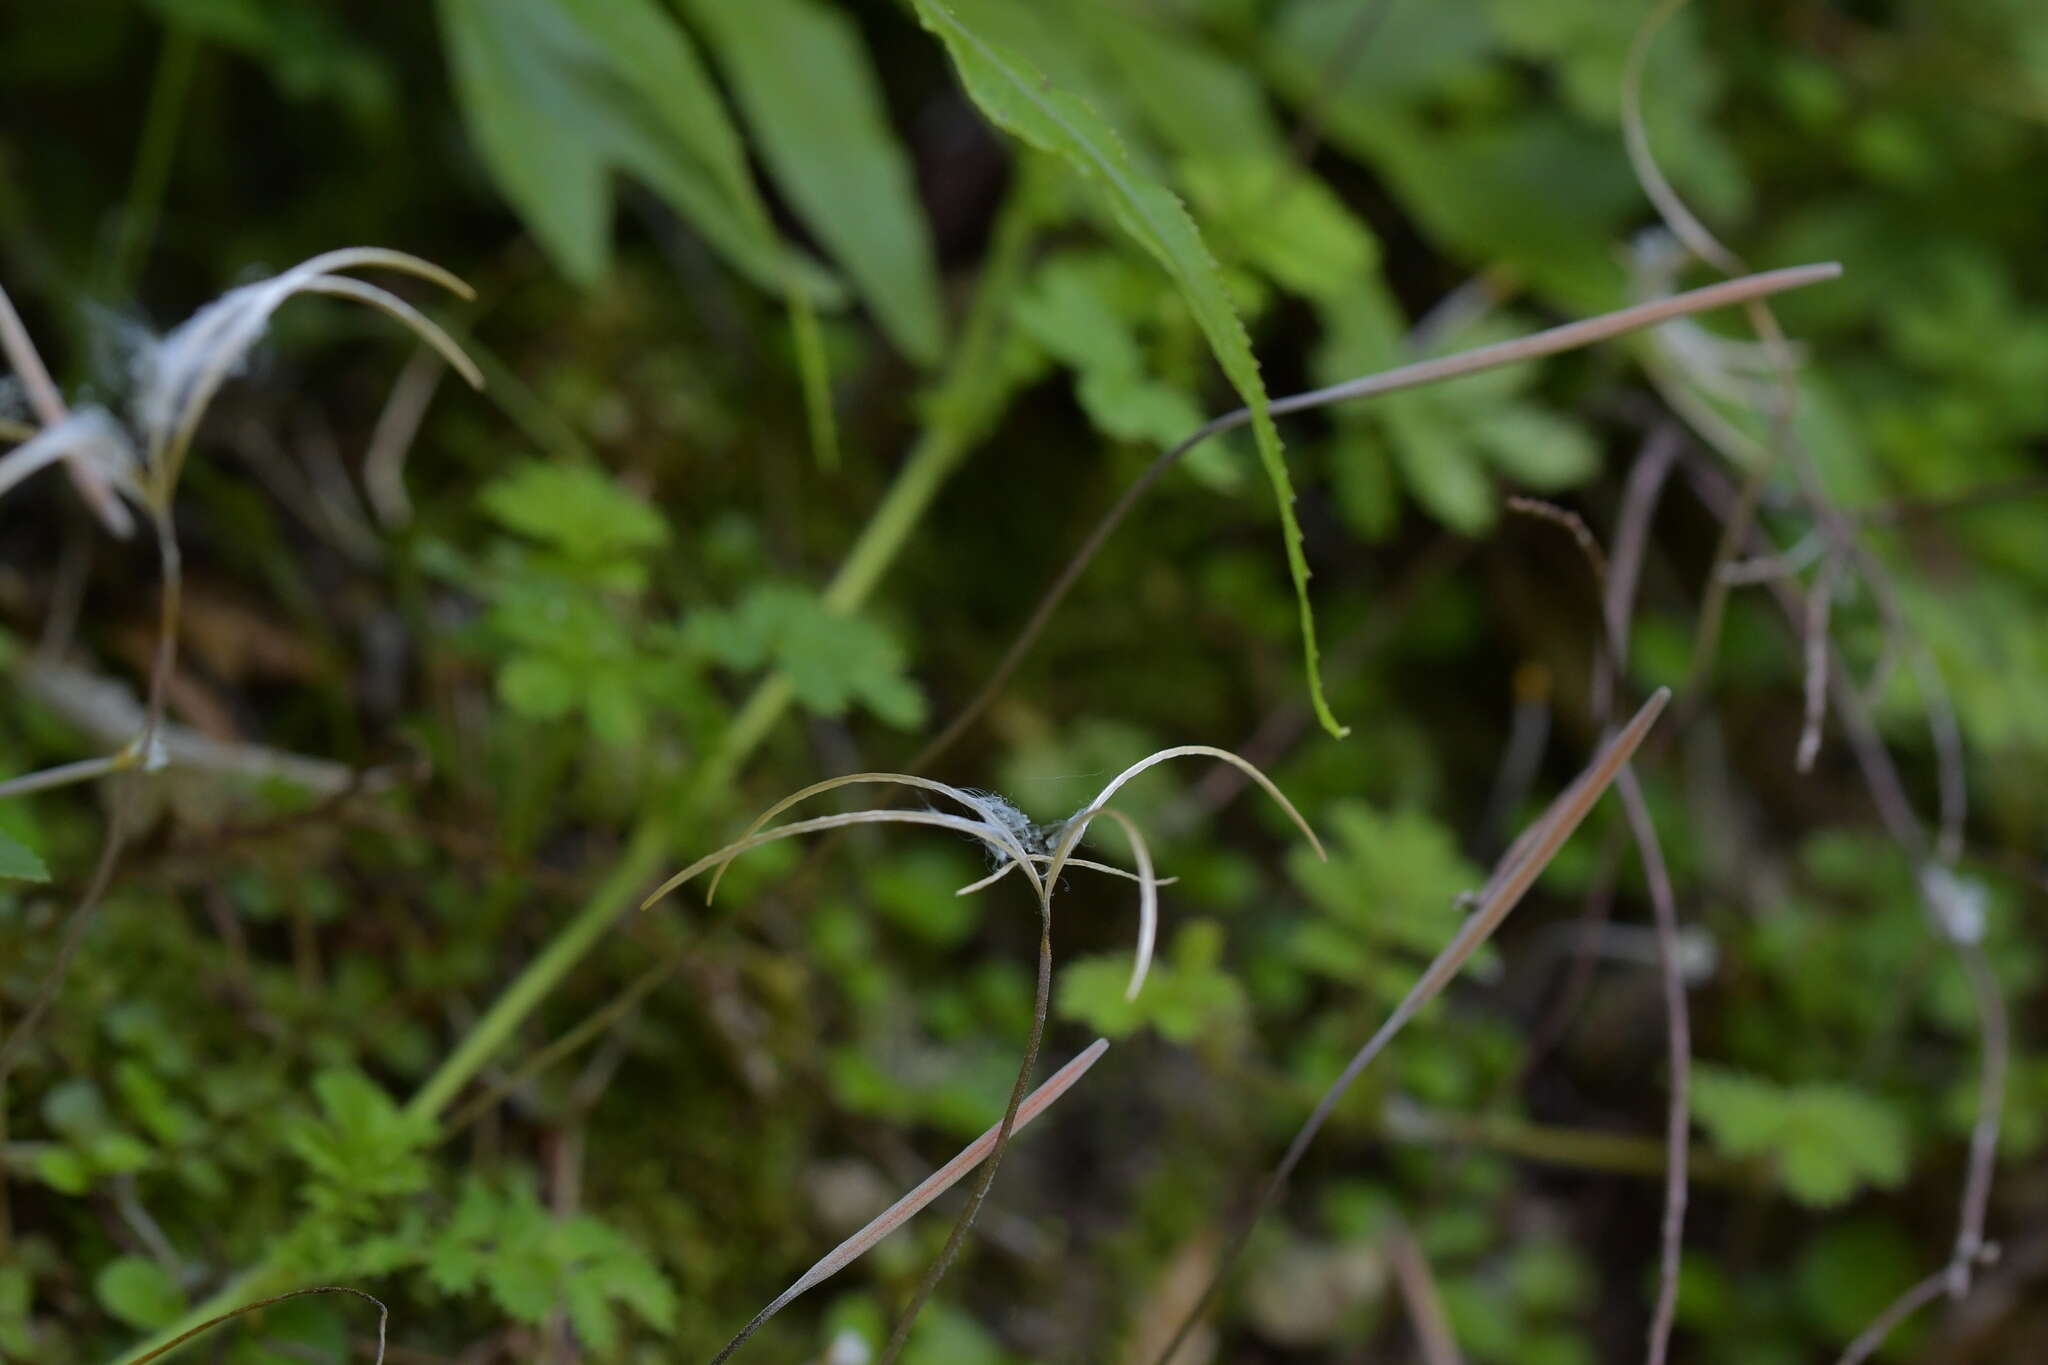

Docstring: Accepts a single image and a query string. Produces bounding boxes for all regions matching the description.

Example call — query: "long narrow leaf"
[911,0,1346,737]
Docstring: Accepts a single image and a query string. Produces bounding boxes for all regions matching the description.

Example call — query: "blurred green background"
[2,0,2044,1361]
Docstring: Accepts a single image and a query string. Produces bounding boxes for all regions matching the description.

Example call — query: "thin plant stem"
[0,510,179,1075]
[1833,1269,1948,1365]
[1689,459,2009,1316]
[1153,690,1669,1364]
[0,753,128,801]
[912,263,1839,772]
[1621,0,1802,707]
[1506,497,1608,588]
[125,1286,387,1365]
[1385,1221,1462,1365]
[405,818,673,1125]
[0,283,65,425]
[1617,764,1690,1365]
[1524,432,1692,1365]
[878,906,1053,1365]
[710,1040,1107,1364]
[436,947,691,1143]
[1796,552,1839,772]
[1601,427,1680,718]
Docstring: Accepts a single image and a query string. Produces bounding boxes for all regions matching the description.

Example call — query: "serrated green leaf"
[0,828,49,883]
[686,585,926,728]
[1692,1067,1910,1208]
[479,460,668,562]
[95,1256,186,1331]
[286,1068,433,1212]
[1287,802,1488,1005]
[1056,920,1247,1044]
[425,1175,675,1347]
[1058,6,1381,299]
[685,0,944,364]
[912,0,1344,736]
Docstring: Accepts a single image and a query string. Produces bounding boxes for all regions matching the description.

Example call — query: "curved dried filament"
[702,771,1031,902]
[643,807,1044,911]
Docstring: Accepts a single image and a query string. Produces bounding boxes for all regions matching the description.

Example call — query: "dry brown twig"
[910,262,1840,774]
[1688,459,2009,1357]
[1153,688,1670,1364]
[1625,8,2004,1353]
[1385,1220,1463,1365]
[1507,429,1693,1365]
[706,1040,1109,1364]
[644,753,1321,1362]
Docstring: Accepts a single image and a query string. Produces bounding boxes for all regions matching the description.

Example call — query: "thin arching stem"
[1152,691,1669,1363]
[910,263,1839,773]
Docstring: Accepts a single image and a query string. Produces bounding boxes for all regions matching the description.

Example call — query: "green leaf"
[426,1175,675,1346]
[436,0,836,299]
[1691,1067,1911,1207]
[684,0,945,364]
[1323,109,1639,312]
[1012,251,1205,450]
[94,1256,186,1331]
[0,828,49,883]
[286,1068,434,1213]
[1288,802,1488,1004]
[868,848,983,947]
[1056,920,1248,1044]
[497,653,580,721]
[33,1146,93,1195]
[911,0,1345,737]
[86,1132,155,1175]
[1329,429,1399,541]
[1386,401,1497,535]
[478,460,668,563]
[115,1061,202,1146]
[0,1265,32,1359]
[1183,160,1379,301]
[686,585,926,728]
[1465,404,1600,491]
